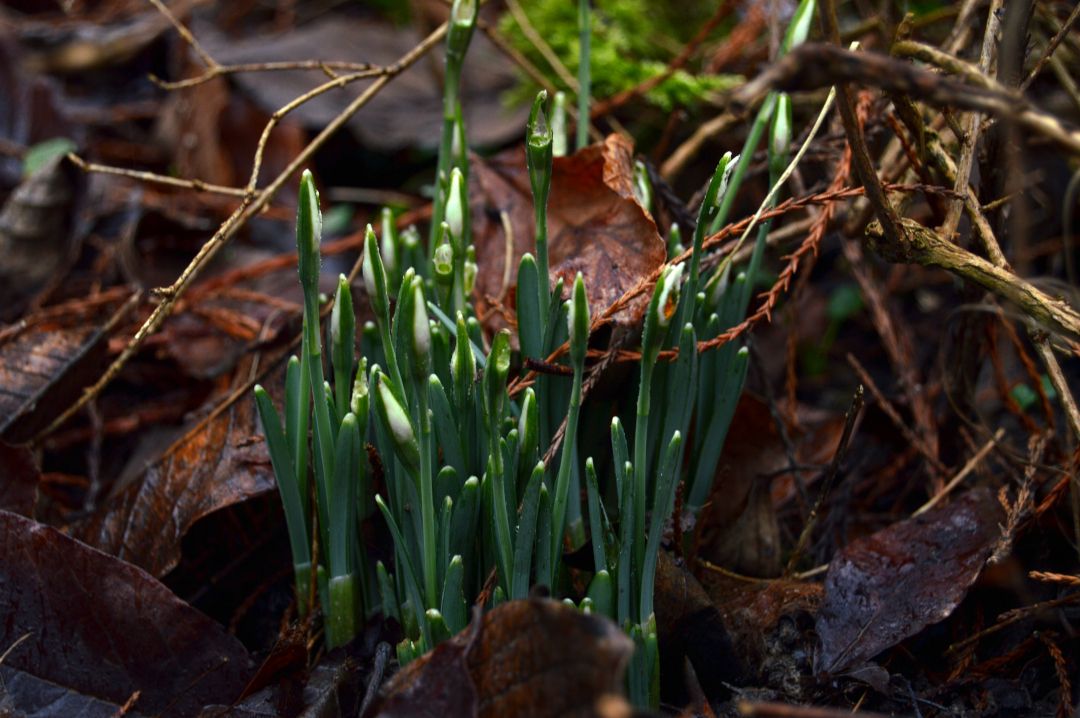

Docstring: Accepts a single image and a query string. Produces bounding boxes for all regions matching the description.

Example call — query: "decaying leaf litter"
[0,0,1079,716]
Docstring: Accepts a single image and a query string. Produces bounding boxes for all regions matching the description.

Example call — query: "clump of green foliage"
[499,0,741,113]
[255,0,817,707]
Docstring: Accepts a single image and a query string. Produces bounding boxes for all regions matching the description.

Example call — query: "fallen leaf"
[0,509,253,716]
[814,487,1004,674]
[0,668,132,718]
[0,153,83,322]
[654,551,751,702]
[697,395,841,578]
[701,570,822,693]
[470,135,666,335]
[0,310,115,444]
[0,441,38,515]
[374,599,634,718]
[375,625,476,718]
[15,2,197,74]
[193,16,525,151]
[68,360,280,577]
[0,33,79,187]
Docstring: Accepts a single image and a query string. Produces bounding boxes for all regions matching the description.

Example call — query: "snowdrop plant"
[255,171,369,650]
[254,0,816,703]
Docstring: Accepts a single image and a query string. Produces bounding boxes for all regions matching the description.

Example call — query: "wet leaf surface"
[374,599,634,718]
[0,667,131,718]
[697,395,842,578]
[654,551,751,702]
[68,362,280,577]
[702,571,822,696]
[0,441,38,515]
[470,135,665,334]
[207,650,362,718]
[0,317,109,444]
[0,154,83,321]
[194,16,525,152]
[0,33,78,187]
[0,510,253,717]
[814,487,1004,674]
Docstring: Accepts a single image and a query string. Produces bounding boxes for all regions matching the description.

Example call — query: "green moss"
[499,0,740,113]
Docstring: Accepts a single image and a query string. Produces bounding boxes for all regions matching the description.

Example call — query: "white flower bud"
[445,168,465,241]
[412,282,431,357]
[654,263,684,329]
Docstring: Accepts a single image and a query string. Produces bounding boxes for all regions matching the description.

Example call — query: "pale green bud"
[350,356,368,417]
[568,273,589,368]
[654,263,684,330]
[445,168,466,243]
[380,207,399,280]
[464,246,477,294]
[411,280,431,359]
[373,369,419,474]
[296,170,322,294]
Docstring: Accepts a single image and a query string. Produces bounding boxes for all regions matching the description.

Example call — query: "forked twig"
[36,22,450,440]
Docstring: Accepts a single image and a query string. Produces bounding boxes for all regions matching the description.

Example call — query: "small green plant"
[254,171,369,650]
[255,0,817,705]
[499,0,741,114]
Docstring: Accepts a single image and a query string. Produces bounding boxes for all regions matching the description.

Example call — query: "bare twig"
[150,60,384,91]
[840,90,941,465]
[36,23,450,440]
[1021,1,1080,92]
[147,0,218,70]
[939,0,1003,250]
[784,385,864,576]
[848,353,948,476]
[733,43,1080,155]
[504,0,579,91]
[816,1,907,249]
[477,21,604,143]
[659,110,740,180]
[866,218,1080,342]
[65,152,248,198]
[914,429,1004,516]
[507,182,957,397]
[892,40,1011,95]
[1029,570,1080,586]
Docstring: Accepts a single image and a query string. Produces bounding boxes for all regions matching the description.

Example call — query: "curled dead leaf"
[373,599,633,718]
[814,487,1004,674]
[470,136,665,337]
[68,358,280,577]
[0,510,252,716]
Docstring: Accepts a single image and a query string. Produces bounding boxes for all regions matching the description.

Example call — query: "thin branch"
[734,43,1080,154]
[815,3,907,248]
[36,22,450,440]
[66,152,249,197]
[940,0,1003,246]
[147,0,218,70]
[150,60,384,91]
[660,110,739,180]
[507,182,952,397]
[477,21,605,143]
[866,217,1080,342]
[784,385,864,576]
[504,0,579,92]
[913,429,1004,516]
[892,40,1010,94]
[1021,0,1080,92]
[848,352,948,476]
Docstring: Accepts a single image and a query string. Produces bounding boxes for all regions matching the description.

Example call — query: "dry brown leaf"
[374,599,633,718]
[68,360,280,577]
[0,510,252,716]
[470,135,665,335]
